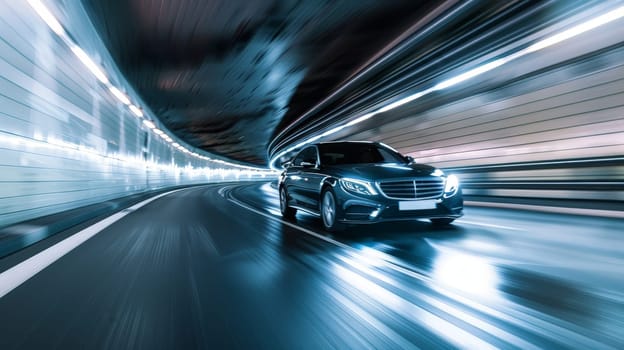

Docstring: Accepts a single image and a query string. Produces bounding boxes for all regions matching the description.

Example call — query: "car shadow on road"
[333,220,468,243]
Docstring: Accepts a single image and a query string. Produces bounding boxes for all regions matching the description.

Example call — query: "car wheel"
[321,188,344,232]
[279,187,297,219]
[430,218,455,226]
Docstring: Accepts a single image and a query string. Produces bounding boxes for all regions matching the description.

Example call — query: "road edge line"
[0,188,185,299]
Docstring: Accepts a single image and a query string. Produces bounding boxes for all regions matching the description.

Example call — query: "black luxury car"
[278,141,463,231]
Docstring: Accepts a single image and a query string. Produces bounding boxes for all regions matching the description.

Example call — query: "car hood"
[323,163,439,181]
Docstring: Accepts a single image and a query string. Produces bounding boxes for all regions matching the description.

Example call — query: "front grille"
[378,177,444,199]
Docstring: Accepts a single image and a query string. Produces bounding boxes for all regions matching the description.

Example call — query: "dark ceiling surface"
[82,0,439,165]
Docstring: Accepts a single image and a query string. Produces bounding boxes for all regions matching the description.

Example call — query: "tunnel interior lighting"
[376,91,429,114]
[527,5,624,53]
[269,5,624,170]
[345,113,375,127]
[433,59,507,91]
[27,0,66,36]
[129,105,143,118]
[70,46,109,84]
[142,120,156,129]
[25,0,292,173]
[321,125,346,137]
[108,86,131,105]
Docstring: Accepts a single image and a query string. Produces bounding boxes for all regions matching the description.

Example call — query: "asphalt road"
[0,182,622,349]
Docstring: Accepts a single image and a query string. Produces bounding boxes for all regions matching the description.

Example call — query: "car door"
[297,146,324,210]
[285,149,308,206]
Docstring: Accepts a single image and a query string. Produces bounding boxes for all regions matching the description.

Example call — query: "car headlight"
[340,178,378,196]
[444,175,459,197]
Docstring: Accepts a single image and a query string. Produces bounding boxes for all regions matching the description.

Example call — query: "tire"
[279,187,297,220]
[430,218,455,226]
[320,188,345,232]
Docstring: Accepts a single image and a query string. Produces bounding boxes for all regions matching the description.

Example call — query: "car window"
[319,143,405,165]
[377,147,404,163]
[293,146,318,166]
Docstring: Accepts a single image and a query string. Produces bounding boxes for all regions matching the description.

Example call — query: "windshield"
[318,143,406,166]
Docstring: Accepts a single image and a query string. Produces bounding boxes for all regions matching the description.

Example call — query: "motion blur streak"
[269,3,624,165]
[3,184,619,348]
[332,263,498,350]
[0,1,623,349]
[233,183,624,348]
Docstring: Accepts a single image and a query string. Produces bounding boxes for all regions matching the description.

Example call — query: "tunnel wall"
[0,2,269,228]
[405,48,623,203]
[351,24,624,206]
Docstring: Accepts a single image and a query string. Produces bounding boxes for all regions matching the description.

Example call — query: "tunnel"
[0,1,623,349]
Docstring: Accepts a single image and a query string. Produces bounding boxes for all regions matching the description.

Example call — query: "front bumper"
[335,186,463,224]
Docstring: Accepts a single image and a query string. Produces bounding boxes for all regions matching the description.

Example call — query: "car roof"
[314,140,377,146]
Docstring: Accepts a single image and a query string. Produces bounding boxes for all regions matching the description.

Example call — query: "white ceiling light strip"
[108,86,131,105]
[27,0,270,172]
[270,4,624,170]
[142,120,156,129]
[26,0,65,36]
[526,6,624,53]
[128,105,143,118]
[69,45,110,84]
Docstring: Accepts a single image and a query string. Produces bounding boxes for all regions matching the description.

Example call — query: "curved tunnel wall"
[344,14,624,208]
[0,2,270,228]
[1,1,622,231]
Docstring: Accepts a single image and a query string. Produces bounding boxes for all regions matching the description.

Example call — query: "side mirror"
[282,161,293,169]
[300,161,315,168]
[406,156,415,163]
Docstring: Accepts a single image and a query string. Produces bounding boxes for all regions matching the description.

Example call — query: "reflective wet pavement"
[0,183,622,349]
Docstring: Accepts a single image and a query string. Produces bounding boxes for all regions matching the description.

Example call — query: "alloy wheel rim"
[322,192,335,227]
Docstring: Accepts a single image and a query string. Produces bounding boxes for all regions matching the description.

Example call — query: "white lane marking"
[217,187,227,198]
[225,193,354,251]
[455,220,525,231]
[0,188,186,299]
[225,187,608,349]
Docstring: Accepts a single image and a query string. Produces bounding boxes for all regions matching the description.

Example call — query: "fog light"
[369,209,380,218]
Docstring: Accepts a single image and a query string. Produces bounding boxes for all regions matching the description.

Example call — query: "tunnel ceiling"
[82,0,439,166]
